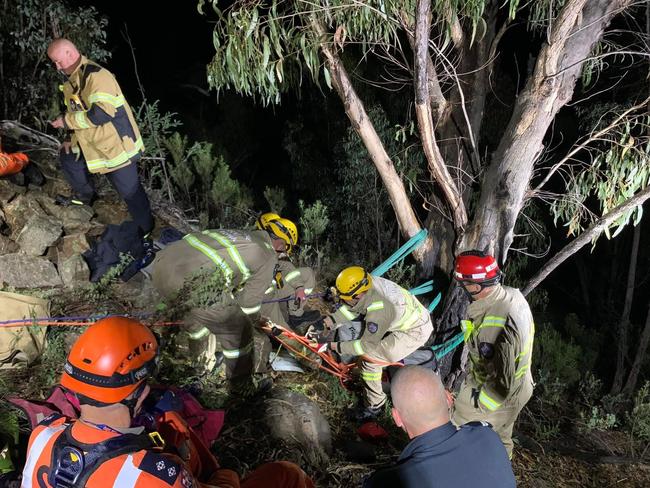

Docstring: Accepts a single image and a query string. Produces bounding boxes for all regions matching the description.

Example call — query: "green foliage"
[201,0,523,104]
[298,199,330,269]
[385,261,417,290]
[551,105,649,240]
[533,324,582,389]
[263,186,287,215]
[0,0,109,123]
[86,254,133,303]
[628,382,650,444]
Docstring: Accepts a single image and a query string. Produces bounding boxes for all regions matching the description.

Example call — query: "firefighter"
[451,250,535,457]
[150,219,298,395]
[21,317,314,488]
[311,266,433,421]
[46,38,155,265]
[255,213,319,331]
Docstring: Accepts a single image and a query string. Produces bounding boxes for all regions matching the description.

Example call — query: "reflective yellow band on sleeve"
[240,304,261,315]
[264,286,275,295]
[183,235,233,286]
[304,288,313,294]
[367,301,385,312]
[352,340,365,356]
[480,315,506,328]
[478,390,502,411]
[188,327,210,340]
[88,92,125,107]
[222,342,253,359]
[203,231,251,282]
[284,270,301,282]
[74,111,90,129]
[361,371,382,381]
[339,305,356,321]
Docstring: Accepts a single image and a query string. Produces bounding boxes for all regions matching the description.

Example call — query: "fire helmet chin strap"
[459,273,502,299]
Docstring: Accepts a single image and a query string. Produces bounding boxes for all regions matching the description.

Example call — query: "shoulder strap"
[49,423,158,488]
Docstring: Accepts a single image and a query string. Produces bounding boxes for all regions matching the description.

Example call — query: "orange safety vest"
[21,415,205,488]
[0,151,28,176]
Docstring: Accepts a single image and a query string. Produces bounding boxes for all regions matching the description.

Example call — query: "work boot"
[288,309,322,332]
[140,236,157,269]
[189,332,220,377]
[54,194,94,207]
[228,375,273,399]
[348,404,383,422]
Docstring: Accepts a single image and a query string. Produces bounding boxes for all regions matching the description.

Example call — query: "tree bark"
[623,300,650,396]
[523,186,650,295]
[414,0,467,231]
[463,0,632,263]
[611,223,641,394]
[313,22,433,259]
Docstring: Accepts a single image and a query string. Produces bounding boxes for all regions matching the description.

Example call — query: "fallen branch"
[0,120,59,151]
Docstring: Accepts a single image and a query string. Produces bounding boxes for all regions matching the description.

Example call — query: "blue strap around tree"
[371,229,428,277]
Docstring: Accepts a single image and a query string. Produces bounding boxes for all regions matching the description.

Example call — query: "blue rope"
[431,331,465,360]
[371,229,428,277]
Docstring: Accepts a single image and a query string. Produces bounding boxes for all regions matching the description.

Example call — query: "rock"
[15,214,63,256]
[59,254,89,287]
[0,234,18,255]
[0,254,62,288]
[0,179,23,203]
[264,387,332,466]
[2,193,47,238]
[56,233,90,263]
[35,194,94,233]
[93,199,130,226]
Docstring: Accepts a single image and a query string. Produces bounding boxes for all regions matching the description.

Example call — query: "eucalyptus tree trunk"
[623,301,650,397]
[611,224,641,394]
[435,0,632,379]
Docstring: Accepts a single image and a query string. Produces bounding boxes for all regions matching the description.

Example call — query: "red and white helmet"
[454,250,500,285]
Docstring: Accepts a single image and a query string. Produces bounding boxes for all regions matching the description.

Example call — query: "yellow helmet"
[267,218,298,252]
[335,266,372,299]
[255,212,281,231]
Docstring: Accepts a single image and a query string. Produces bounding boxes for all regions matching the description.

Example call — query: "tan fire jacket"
[153,229,278,318]
[461,285,535,412]
[330,276,432,358]
[61,56,144,174]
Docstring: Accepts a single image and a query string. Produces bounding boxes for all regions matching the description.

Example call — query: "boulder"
[35,194,94,233]
[59,254,89,287]
[0,179,23,203]
[263,387,332,466]
[56,233,90,263]
[93,199,130,226]
[2,193,47,238]
[0,234,18,255]
[0,254,62,288]
[15,215,63,256]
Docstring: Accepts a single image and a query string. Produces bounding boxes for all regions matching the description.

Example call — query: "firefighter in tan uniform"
[151,219,298,394]
[312,266,433,421]
[255,213,318,330]
[451,250,535,457]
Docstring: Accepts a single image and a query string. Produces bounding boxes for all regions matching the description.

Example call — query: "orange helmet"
[61,317,158,405]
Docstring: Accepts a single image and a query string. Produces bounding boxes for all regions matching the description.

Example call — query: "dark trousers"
[60,149,154,235]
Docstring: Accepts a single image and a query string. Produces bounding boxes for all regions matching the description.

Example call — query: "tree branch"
[415,0,468,230]
[523,185,650,296]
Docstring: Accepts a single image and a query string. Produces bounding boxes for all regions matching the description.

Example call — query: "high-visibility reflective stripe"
[284,270,301,282]
[22,424,67,488]
[515,362,529,379]
[85,138,144,171]
[367,301,385,312]
[74,111,89,129]
[113,454,142,487]
[264,286,275,295]
[480,315,506,328]
[222,342,253,359]
[461,320,474,342]
[361,371,382,380]
[339,305,356,321]
[88,92,126,107]
[478,390,502,411]
[240,304,261,315]
[396,292,425,331]
[304,288,313,294]
[352,340,364,355]
[188,327,210,340]
[183,235,233,286]
[203,231,250,282]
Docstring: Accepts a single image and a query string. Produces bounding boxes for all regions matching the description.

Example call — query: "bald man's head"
[47,38,81,75]
[391,366,450,438]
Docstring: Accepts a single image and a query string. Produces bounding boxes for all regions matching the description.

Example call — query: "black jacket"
[363,421,516,488]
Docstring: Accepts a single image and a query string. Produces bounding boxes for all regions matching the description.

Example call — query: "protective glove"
[294,287,307,307]
[306,315,332,341]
